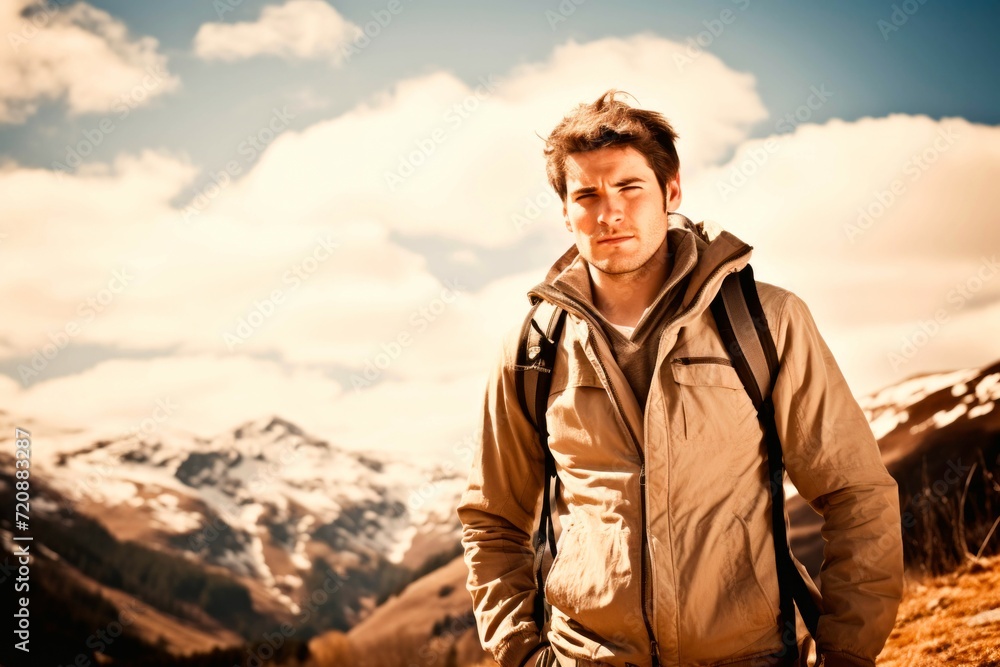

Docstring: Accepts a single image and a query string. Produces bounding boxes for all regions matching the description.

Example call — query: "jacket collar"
[528,212,754,326]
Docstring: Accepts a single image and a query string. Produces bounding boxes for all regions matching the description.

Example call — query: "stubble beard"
[589,233,669,285]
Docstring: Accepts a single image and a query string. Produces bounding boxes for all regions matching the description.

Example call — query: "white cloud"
[0,154,451,377]
[205,33,768,247]
[1,30,997,456]
[681,114,1000,394]
[821,298,1000,398]
[322,373,488,463]
[193,0,361,65]
[1,353,341,446]
[0,0,178,123]
[0,149,199,356]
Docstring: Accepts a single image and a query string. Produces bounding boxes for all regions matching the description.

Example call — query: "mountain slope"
[0,413,467,663]
[331,555,486,667]
[789,360,1000,577]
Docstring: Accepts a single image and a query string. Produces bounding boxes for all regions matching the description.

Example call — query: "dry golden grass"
[879,554,1000,666]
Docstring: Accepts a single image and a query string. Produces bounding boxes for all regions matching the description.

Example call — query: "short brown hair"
[542,88,680,205]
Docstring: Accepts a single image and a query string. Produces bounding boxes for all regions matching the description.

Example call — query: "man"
[456,89,903,667]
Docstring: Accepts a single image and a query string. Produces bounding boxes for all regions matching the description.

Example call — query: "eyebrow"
[570,176,646,197]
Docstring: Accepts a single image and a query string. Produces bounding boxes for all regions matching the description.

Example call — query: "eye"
[575,194,594,201]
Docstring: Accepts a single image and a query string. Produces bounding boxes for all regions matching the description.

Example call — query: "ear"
[665,173,682,212]
[563,203,572,232]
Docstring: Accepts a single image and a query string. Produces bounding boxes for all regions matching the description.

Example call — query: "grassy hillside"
[880,554,1000,666]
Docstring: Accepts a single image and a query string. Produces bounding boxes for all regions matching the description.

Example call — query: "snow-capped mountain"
[859,363,1000,463]
[40,414,467,622]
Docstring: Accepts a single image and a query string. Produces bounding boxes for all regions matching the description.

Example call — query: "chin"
[591,258,639,275]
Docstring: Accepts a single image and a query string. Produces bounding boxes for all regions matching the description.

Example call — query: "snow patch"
[148,493,203,533]
[31,496,60,515]
[862,368,981,413]
[870,409,909,440]
[386,525,417,564]
[975,373,1000,403]
[969,402,995,419]
[92,479,138,504]
[910,403,969,434]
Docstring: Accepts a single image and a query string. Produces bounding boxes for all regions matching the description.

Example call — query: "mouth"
[597,236,634,245]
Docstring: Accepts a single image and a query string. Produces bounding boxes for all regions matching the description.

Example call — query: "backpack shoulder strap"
[513,296,567,633]
[709,265,822,657]
[710,265,776,409]
[514,297,568,430]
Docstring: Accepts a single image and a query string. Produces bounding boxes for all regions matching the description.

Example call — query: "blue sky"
[4,1,998,176]
[1,0,998,456]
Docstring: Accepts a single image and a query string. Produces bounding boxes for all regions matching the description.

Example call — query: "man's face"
[563,144,682,276]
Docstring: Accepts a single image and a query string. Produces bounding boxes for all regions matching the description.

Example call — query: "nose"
[597,193,624,226]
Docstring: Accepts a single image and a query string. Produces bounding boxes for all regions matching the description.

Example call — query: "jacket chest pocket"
[546,354,639,474]
[669,357,761,445]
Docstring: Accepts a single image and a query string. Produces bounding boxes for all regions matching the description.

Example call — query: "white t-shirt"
[610,323,636,338]
[608,304,650,340]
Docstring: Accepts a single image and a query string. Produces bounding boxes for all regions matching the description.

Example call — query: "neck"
[589,236,671,328]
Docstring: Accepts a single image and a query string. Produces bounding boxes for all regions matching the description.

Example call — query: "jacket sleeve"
[456,323,548,667]
[770,290,904,666]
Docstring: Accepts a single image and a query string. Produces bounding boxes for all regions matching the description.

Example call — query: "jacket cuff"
[818,649,876,667]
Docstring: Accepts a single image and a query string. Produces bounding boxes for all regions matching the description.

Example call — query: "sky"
[1,0,998,461]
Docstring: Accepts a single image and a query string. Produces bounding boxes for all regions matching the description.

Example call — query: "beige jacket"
[457,223,903,667]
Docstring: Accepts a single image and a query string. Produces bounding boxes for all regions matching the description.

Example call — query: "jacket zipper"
[526,240,751,666]
[671,356,733,366]
[529,285,659,664]
[585,325,659,667]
